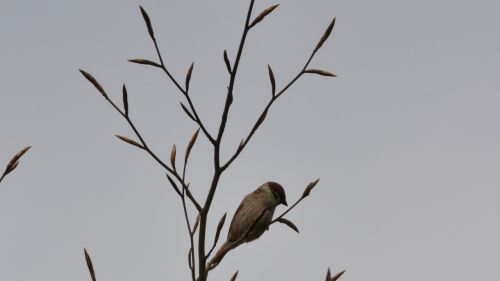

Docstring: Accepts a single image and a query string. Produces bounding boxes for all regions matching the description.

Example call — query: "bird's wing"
[227,193,272,243]
[227,194,253,242]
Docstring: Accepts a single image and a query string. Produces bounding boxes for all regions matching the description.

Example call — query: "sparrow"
[208,181,287,269]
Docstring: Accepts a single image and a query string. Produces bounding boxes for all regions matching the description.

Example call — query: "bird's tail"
[208,241,236,270]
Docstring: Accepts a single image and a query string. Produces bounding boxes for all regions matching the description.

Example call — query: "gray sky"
[1,0,499,280]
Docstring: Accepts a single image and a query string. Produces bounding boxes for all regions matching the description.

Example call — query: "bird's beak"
[282,200,288,206]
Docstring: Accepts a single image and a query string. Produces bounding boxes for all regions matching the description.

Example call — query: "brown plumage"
[208,182,287,270]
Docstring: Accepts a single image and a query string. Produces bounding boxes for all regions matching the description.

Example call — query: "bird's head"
[266,181,287,206]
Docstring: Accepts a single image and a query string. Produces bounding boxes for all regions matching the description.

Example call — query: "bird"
[208,181,287,270]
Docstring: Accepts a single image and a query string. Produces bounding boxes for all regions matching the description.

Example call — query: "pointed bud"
[5,146,31,171]
[128,59,161,68]
[5,161,19,175]
[139,6,155,40]
[277,218,299,233]
[166,174,182,197]
[115,135,144,149]
[122,84,129,115]
[223,50,232,74]
[213,213,227,248]
[79,70,108,98]
[185,62,194,91]
[237,139,245,153]
[326,268,332,281]
[331,270,346,281]
[268,65,276,96]
[84,248,97,281]
[229,271,239,281]
[170,144,177,171]
[249,4,280,28]
[185,128,200,163]
[180,103,196,121]
[315,17,336,51]
[305,69,337,77]
[302,178,320,198]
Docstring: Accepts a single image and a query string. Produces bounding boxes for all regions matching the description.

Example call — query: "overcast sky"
[1,0,499,281]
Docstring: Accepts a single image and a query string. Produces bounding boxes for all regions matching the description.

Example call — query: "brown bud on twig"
[213,213,227,248]
[326,268,332,281]
[268,65,276,96]
[223,50,232,74]
[276,218,299,233]
[166,174,182,197]
[185,128,200,163]
[170,144,177,171]
[3,146,31,178]
[180,103,196,122]
[331,270,346,281]
[229,271,239,281]
[122,84,128,116]
[128,59,161,68]
[139,6,155,40]
[4,161,19,176]
[185,62,194,91]
[302,178,320,198]
[115,135,144,149]
[305,69,337,77]
[315,17,336,51]
[249,4,279,28]
[84,248,97,281]
[79,70,108,98]
[237,139,245,153]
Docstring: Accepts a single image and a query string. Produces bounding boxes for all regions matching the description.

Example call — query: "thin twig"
[102,93,202,211]
[181,185,197,281]
[148,27,215,144]
[197,2,256,280]
[222,50,318,170]
[270,196,305,225]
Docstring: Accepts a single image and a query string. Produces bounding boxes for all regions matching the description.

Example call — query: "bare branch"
[181,185,197,281]
[135,7,215,144]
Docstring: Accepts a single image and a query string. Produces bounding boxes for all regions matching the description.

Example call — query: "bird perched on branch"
[208,181,287,270]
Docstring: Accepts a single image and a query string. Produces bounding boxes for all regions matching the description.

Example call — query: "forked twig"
[80,1,337,281]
